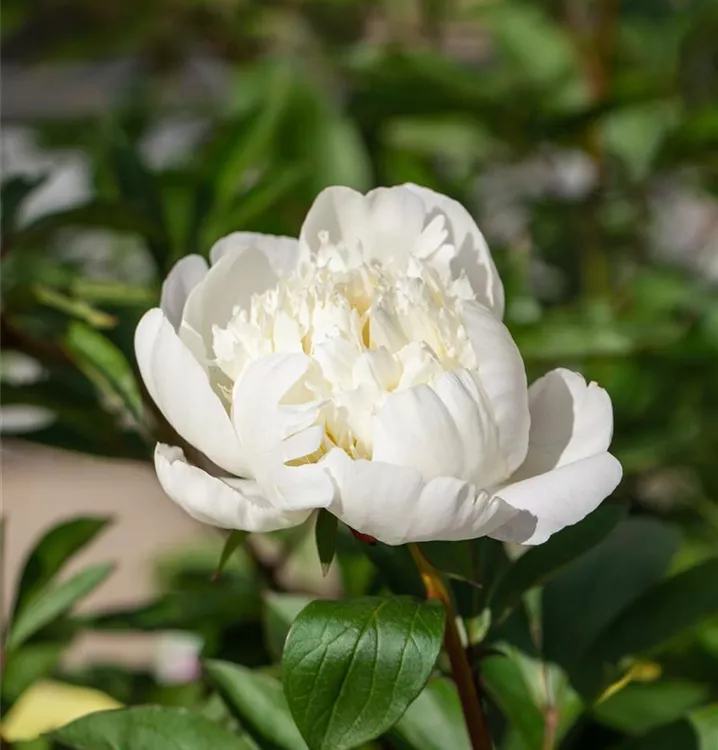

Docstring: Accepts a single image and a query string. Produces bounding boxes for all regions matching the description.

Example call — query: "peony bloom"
[135,185,621,546]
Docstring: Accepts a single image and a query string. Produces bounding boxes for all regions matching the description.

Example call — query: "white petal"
[512,368,614,481]
[135,308,248,476]
[155,443,310,531]
[232,353,334,511]
[210,231,302,276]
[299,186,369,258]
[404,183,504,318]
[180,241,278,360]
[364,186,427,264]
[323,449,519,545]
[462,300,530,476]
[489,453,623,545]
[372,369,505,487]
[160,255,208,330]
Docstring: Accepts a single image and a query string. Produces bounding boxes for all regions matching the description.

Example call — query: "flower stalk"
[409,543,493,750]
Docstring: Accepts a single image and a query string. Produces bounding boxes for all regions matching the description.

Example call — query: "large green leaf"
[491,503,627,619]
[541,518,681,674]
[390,678,471,750]
[51,706,250,750]
[205,660,307,750]
[12,516,111,621]
[283,596,445,750]
[576,557,718,697]
[7,562,115,650]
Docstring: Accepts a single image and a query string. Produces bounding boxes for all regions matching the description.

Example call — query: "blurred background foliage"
[2,0,718,748]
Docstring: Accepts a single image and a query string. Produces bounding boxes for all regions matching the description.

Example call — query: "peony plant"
[133,184,622,749]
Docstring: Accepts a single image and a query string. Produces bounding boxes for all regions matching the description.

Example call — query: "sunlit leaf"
[283,596,445,750]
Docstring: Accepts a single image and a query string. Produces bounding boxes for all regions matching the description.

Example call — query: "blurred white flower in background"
[135,184,622,546]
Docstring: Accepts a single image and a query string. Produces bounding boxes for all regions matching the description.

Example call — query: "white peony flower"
[135,185,621,546]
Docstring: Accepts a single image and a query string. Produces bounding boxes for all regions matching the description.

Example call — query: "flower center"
[212,258,476,459]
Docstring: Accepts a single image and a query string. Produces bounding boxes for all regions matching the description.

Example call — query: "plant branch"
[409,543,492,750]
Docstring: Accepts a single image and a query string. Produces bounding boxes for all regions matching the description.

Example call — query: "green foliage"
[205,660,307,750]
[314,509,339,575]
[282,597,445,750]
[3,0,718,747]
[7,562,115,651]
[51,706,248,750]
[390,678,471,750]
[213,531,249,579]
[1,518,114,712]
[11,516,111,618]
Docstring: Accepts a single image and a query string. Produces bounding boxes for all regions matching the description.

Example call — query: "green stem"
[409,544,493,750]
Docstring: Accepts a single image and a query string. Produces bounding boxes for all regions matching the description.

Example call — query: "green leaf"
[310,114,372,192]
[482,648,583,750]
[65,322,143,422]
[34,286,117,329]
[390,678,471,750]
[7,562,114,650]
[205,660,307,750]
[51,705,249,750]
[12,516,111,621]
[541,518,681,675]
[491,503,627,618]
[595,680,711,735]
[615,705,718,750]
[263,593,313,660]
[1,642,65,706]
[283,596,446,750]
[481,652,544,750]
[213,531,248,580]
[1,175,45,236]
[576,557,718,697]
[315,510,338,575]
[207,162,306,241]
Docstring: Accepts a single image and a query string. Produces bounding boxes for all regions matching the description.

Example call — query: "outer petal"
[160,254,208,330]
[463,300,530,477]
[210,231,302,276]
[404,183,504,318]
[155,443,310,531]
[511,368,614,481]
[135,308,248,476]
[489,453,622,545]
[232,353,335,512]
[323,449,519,545]
[372,369,506,487]
[489,368,621,545]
